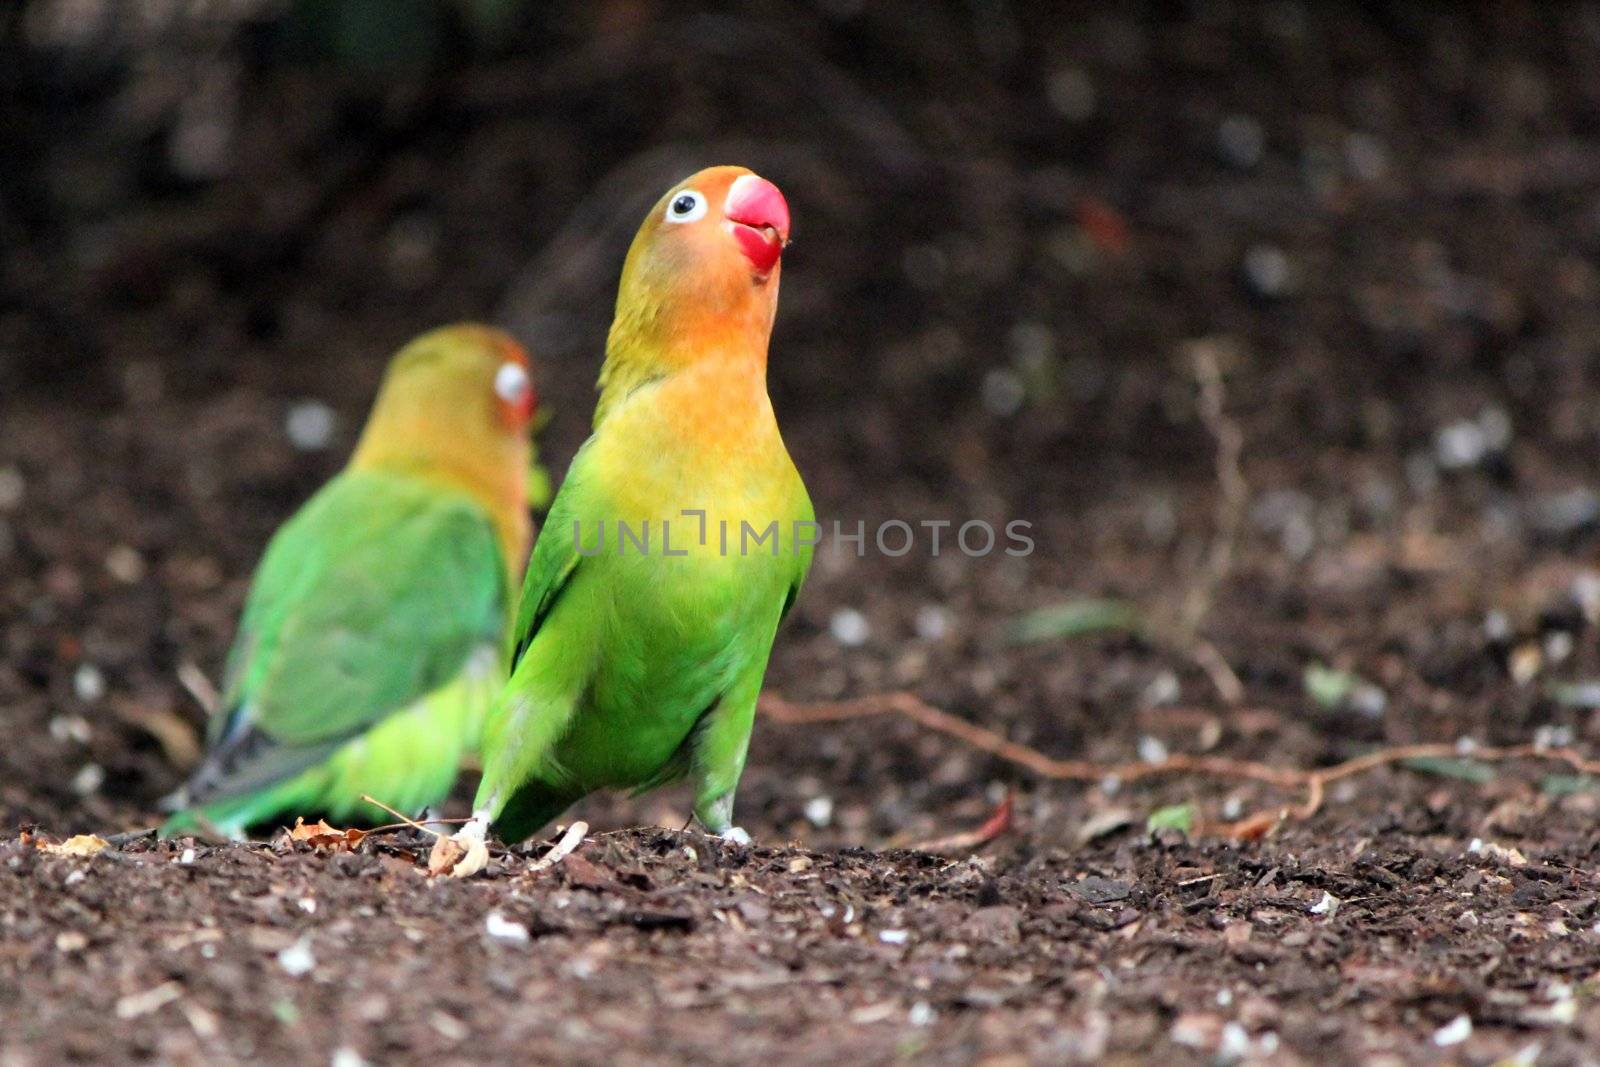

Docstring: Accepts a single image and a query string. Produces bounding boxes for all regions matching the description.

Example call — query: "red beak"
[724,174,790,278]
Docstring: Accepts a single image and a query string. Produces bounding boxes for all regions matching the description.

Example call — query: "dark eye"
[664,189,706,223]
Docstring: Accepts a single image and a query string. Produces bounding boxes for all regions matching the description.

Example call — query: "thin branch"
[760,692,1600,838]
[1176,340,1248,703]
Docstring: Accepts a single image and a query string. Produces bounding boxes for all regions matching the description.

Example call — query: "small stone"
[277,937,316,977]
[1137,735,1169,764]
[1243,244,1293,298]
[1434,418,1488,469]
[877,929,909,944]
[1308,891,1340,917]
[1217,115,1265,169]
[981,368,1027,416]
[829,608,870,647]
[104,545,146,584]
[73,664,105,703]
[1345,132,1389,181]
[908,1001,936,1027]
[484,912,530,943]
[913,605,950,641]
[70,763,104,797]
[285,401,338,452]
[803,796,834,829]
[1432,1014,1472,1047]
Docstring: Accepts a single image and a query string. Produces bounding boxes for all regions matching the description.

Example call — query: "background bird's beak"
[724,174,790,278]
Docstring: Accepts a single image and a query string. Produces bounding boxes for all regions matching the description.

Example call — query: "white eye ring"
[664,189,707,224]
[494,361,530,404]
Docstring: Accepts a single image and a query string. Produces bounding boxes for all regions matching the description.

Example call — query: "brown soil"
[7,3,1600,1064]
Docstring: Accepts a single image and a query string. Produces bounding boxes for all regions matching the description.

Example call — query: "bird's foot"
[428,812,490,878]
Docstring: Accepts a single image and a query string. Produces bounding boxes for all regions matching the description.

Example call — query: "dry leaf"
[38,834,110,857]
[284,817,367,852]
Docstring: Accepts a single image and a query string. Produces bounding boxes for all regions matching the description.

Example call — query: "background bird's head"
[362,324,538,450]
[351,325,538,563]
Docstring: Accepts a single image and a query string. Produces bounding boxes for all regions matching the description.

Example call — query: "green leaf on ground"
[1401,756,1495,783]
[1008,599,1142,645]
[1146,804,1194,834]
[1539,774,1600,796]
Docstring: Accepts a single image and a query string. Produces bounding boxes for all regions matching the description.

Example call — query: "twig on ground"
[1175,340,1248,704]
[898,789,1014,853]
[176,661,220,715]
[526,821,589,874]
[760,692,1600,839]
[359,795,445,839]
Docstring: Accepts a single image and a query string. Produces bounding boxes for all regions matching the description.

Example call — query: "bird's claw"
[429,815,490,878]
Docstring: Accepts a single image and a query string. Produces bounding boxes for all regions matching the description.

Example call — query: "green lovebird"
[457,166,812,847]
[162,324,539,837]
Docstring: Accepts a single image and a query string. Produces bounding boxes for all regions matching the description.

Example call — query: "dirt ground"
[8,3,1600,1064]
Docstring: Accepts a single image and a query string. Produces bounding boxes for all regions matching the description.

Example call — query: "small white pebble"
[1218,114,1265,168]
[1435,419,1488,469]
[71,763,104,797]
[1142,670,1180,707]
[803,796,834,829]
[73,664,106,703]
[178,847,196,865]
[297,898,317,914]
[1137,735,1169,764]
[1432,1013,1472,1047]
[285,401,338,452]
[277,938,316,977]
[878,929,909,945]
[829,608,871,647]
[1467,838,1484,855]
[913,605,950,641]
[49,715,92,744]
[64,869,86,887]
[330,1048,371,1067]
[104,544,146,584]
[484,912,530,943]
[981,368,1027,417]
[908,1001,936,1027]
[1243,244,1293,297]
[1309,891,1340,917]
[1215,989,1233,1007]
[1219,1022,1252,1060]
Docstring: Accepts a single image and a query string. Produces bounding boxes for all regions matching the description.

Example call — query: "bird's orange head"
[599,166,791,423]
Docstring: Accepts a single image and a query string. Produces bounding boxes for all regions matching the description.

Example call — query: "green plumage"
[163,470,509,836]
[473,380,813,843]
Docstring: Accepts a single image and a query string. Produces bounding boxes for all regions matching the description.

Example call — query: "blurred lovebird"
[162,324,539,837]
[452,165,812,851]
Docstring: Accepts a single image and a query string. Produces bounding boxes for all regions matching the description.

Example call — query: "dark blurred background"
[7,1,1600,840]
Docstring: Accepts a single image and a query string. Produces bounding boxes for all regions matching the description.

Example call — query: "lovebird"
[163,324,538,837]
[455,166,812,849]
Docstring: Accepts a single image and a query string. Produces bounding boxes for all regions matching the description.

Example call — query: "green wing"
[188,470,507,803]
[507,437,593,672]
